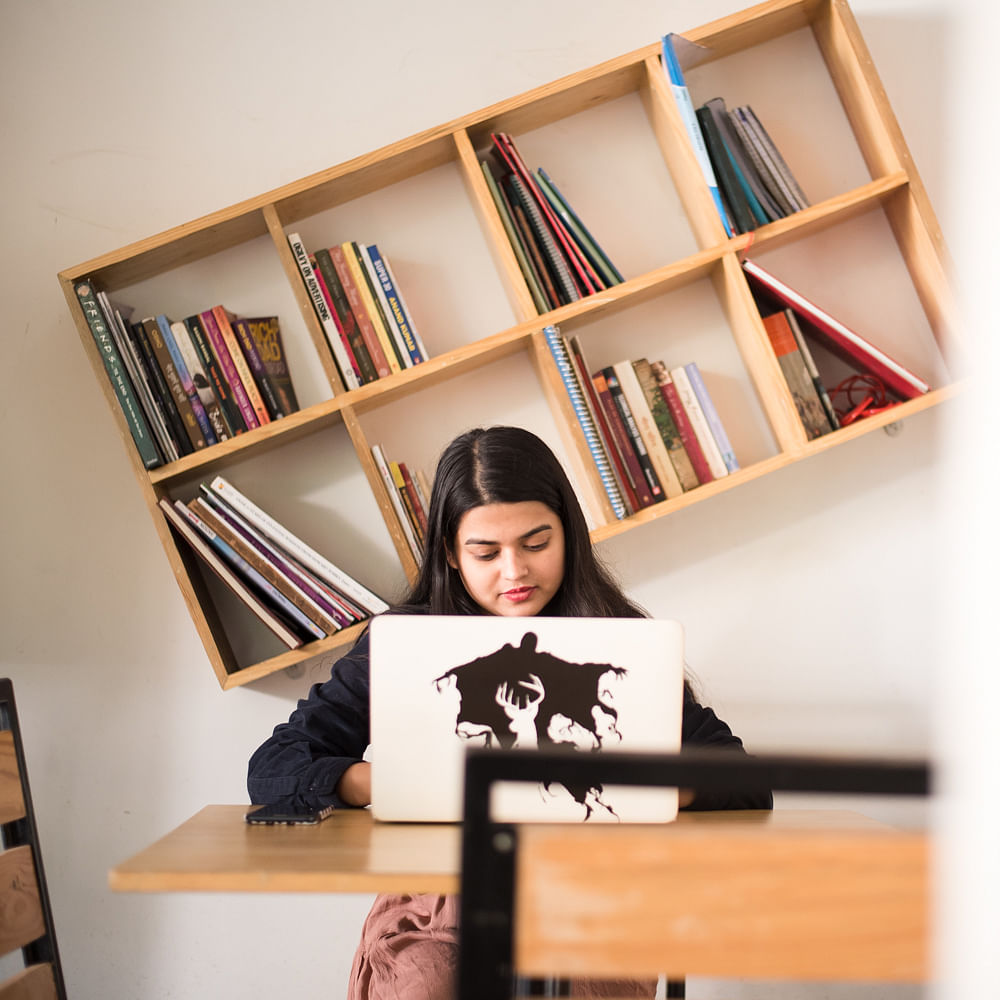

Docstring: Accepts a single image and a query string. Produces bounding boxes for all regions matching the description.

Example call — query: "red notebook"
[742,259,930,400]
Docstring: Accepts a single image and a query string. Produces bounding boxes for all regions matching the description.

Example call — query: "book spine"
[684,363,739,473]
[169,318,229,442]
[695,105,755,234]
[197,309,259,430]
[243,316,300,414]
[358,244,411,369]
[184,314,244,436]
[211,307,271,427]
[730,106,798,216]
[158,497,303,649]
[145,316,207,450]
[329,243,391,378]
[198,488,352,628]
[397,462,429,540]
[379,256,429,364]
[207,476,389,614]
[542,326,627,520]
[651,362,714,485]
[191,498,340,634]
[132,318,192,455]
[364,244,423,366]
[633,358,699,491]
[287,232,361,391]
[345,242,403,373]
[669,365,729,479]
[313,247,377,384]
[157,316,217,446]
[603,366,663,502]
[592,371,653,508]
[785,309,840,429]
[74,281,163,469]
[740,106,810,210]
[231,317,287,419]
[660,35,733,237]
[505,184,561,308]
[371,446,422,561]
[613,360,683,499]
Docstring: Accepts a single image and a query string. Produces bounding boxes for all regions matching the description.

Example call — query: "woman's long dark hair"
[401,426,645,618]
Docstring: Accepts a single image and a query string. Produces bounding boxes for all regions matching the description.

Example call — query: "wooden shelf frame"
[57,0,959,689]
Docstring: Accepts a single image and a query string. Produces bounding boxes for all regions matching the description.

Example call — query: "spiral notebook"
[368,615,685,823]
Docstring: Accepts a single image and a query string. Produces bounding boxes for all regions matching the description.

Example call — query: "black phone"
[244,802,337,826]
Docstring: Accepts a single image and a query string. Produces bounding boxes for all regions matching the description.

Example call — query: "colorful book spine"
[74,280,163,469]
[661,34,733,237]
[603,367,663,502]
[231,317,287,419]
[633,358,699,492]
[313,248,376,384]
[169,319,229,443]
[345,242,403,373]
[364,244,425,366]
[371,445,422,562]
[207,476,389,615]
[329,242,391,379]
[211,307,271,428]
[684,363,739,473]
[132,317,192,455]
[784,309,839,430]
[145,316,206,450]
[156,315,217,446]
[651,361,714,485]
[183,314,244,437]
[592,370,653,509]
[669,365,729,480]
[198,308,259,430]
[543,325,626,520]
[287,232,361,391]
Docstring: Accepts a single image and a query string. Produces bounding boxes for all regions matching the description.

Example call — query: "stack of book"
[482,132,624,313]
[661,34,809,237]
[543,325,738,520]
[159,477,389,650]
[371,444,431,563]
[74,280,300,470]
[743,258,931,415]
[288,235,428,391]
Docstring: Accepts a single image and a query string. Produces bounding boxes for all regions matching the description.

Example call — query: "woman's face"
[446,501,566,617]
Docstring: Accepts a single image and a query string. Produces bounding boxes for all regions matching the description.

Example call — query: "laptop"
[369,615,685,823]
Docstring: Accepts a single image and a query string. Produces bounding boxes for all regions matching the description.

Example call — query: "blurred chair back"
[0,678,66,1000]
[458,748,930,1000]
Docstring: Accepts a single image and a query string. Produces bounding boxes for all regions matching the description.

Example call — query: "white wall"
[0,1,993,998]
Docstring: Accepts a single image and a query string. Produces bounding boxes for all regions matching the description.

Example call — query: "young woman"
[248,425,771,999]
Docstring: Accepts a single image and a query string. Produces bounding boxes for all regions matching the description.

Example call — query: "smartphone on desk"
[245,802,337,826]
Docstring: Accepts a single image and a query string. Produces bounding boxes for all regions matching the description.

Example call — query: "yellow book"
[342,242,402,374]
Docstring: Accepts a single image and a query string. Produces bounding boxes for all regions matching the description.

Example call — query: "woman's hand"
[336,761,372,807]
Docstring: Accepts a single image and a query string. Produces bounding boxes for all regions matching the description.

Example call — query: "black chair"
[458,747,930,1000]
[0,678,67,999]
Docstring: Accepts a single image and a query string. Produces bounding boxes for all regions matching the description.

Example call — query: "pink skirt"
[348,893,656,999]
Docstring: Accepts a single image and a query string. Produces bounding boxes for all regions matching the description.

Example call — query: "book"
[761,310,834,439]
[183,314,245,437]
[237,316,300,416]
[492,132,599,297]
[602,366,664,503]
[74,280,163,469]
[144,316,207,450]
[397,462,429,542]
[734,106,809,213]
[481,159,552,313]
[742,258,931,400]
[684,362,739,473]
[157,315,217,446]
[695,104,756,234]
[668,365,729,480]
[169,319,228,443]
[726,106,795,218]
[158,497,303,650]
[535,167,624,286]
[661,34,732,237]
[701,97,778,225]
[371,445,422,562]
[785,309,839,430]
[358,244,411,369]
[100,293,179,464]
[568,336,641,515]
[504,177,561,309]
[190,497,340,634]
[198,308,259,430]
[592,369,654,509]
[231,317,288,419]
[650,361,714,486]
[207,476,389,615]
[177,501,326,642]
[632,358,699,491]
[344,241,403,373]
[287,232,361,391]
[329,242,392,379]
[197,488,354,628]
[363,244,427,367]
[613,360,683,499]
[210,307,271,427]
[132,316,193,455]
[311,249,373,384]
[542,326,627,520]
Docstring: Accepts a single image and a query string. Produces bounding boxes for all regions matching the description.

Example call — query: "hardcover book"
[633,358,699,492]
